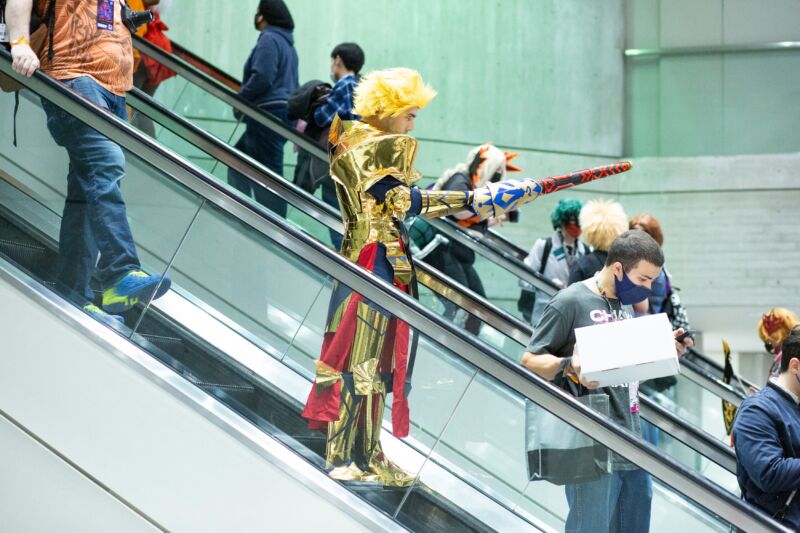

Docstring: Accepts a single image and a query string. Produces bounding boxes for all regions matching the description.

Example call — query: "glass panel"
[0,87,202,335]
[0,79,756,531]
[123,62,750,498]
[123,91,528,362]
[647,374,731,443]
[405,372,734,532]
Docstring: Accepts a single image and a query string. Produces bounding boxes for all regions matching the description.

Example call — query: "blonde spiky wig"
[579,199,628,251]
[353,68,437,119]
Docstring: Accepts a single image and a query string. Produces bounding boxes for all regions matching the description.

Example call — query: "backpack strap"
[539,237,553,275]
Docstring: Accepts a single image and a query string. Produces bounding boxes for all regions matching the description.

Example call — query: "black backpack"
[517,237,553,323]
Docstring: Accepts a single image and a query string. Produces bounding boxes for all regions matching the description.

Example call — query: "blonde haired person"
[300,67,622,486]
[568,198,628,284]
[759,308,800,377]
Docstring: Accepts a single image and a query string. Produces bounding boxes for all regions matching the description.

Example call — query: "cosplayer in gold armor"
[301,68,631,486]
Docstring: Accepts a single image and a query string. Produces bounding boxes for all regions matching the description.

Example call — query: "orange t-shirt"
[35,0,133,96]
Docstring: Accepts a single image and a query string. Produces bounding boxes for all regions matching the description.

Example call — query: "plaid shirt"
[313,74,359,127]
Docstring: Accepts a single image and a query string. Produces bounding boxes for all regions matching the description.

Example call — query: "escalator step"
[140,333,183,346]
[0,238,49,264]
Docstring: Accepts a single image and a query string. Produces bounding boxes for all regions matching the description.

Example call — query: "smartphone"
[675,330,695,343]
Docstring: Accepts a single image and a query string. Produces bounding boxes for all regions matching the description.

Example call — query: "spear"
[472,162,632,219]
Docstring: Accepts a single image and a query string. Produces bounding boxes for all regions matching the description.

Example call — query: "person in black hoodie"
[228,0,299,218]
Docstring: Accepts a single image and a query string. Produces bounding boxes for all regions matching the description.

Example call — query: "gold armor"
[329,117,473,284]
[306,117,631,488]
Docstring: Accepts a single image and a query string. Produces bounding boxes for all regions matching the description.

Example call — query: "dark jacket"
[733,381,800,529]
[568,250,608,285]
[239,26,299,107]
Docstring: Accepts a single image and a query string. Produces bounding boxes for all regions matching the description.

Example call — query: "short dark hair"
[258,0,294,31]
[780,329,800,373]
[605,229,665,272]
[331,43,365,74]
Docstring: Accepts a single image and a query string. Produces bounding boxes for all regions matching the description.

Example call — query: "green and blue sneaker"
[83,304,124,325]
[102,270,172,314]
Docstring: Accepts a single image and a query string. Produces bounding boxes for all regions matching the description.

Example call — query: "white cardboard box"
[574,313,680,388]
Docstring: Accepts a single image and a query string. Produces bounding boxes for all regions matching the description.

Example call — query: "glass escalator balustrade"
[129,43,756,395]
[88,44,748,496]
[0,70,769,532]
[127,79,746,499]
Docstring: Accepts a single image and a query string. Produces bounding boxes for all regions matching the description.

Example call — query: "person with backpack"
[412,143,522,335]
[289,42,363,249]
[567,198,629,285]
[6,0,171,322]
[227,0,298,218]
[518,199,589,326]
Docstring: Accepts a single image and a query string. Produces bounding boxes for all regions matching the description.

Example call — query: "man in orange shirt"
[7,0,170,320]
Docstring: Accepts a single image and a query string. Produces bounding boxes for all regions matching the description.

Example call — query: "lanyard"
[594,274,621,322]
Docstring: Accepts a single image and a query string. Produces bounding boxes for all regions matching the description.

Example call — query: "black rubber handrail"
[134,37,762,398]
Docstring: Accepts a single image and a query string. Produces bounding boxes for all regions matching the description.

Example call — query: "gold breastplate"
[328,118,421,284]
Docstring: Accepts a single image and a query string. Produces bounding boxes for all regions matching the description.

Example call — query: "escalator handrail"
[167,38,549,268]
[156,37,757,397]
[131,36,562,296]
[639,395,737,474]
[125,88,532,346]
[680,356,747,406]
[123,88,738,476]
[125,88,742,455]
[688,348,759,392]
[1,54,783,532]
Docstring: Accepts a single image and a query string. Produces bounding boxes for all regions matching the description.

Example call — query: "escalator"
[137,36,759,398]
[0,53,781,531]
[126,39,751,485]
[119,81,743,496]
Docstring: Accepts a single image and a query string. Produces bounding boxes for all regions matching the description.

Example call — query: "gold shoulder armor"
[330,123,422,192]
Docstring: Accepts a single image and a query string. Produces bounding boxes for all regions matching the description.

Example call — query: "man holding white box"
[521,230,692,533]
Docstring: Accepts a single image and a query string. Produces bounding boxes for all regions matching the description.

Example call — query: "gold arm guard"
[417,189,474,219]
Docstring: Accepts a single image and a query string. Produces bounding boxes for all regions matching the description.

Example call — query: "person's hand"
[11,43,39,78]
[673,328,693,357]
[570,347,599,390]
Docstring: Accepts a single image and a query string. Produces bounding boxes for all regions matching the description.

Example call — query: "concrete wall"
[624,0,800,157]
[162,0,625,172]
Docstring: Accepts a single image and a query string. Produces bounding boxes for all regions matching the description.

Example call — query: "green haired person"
[518,198,590,325]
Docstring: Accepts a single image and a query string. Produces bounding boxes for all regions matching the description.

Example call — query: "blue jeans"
[565,469,653,533]
[228,103,289,218]
[41,76,140,303]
